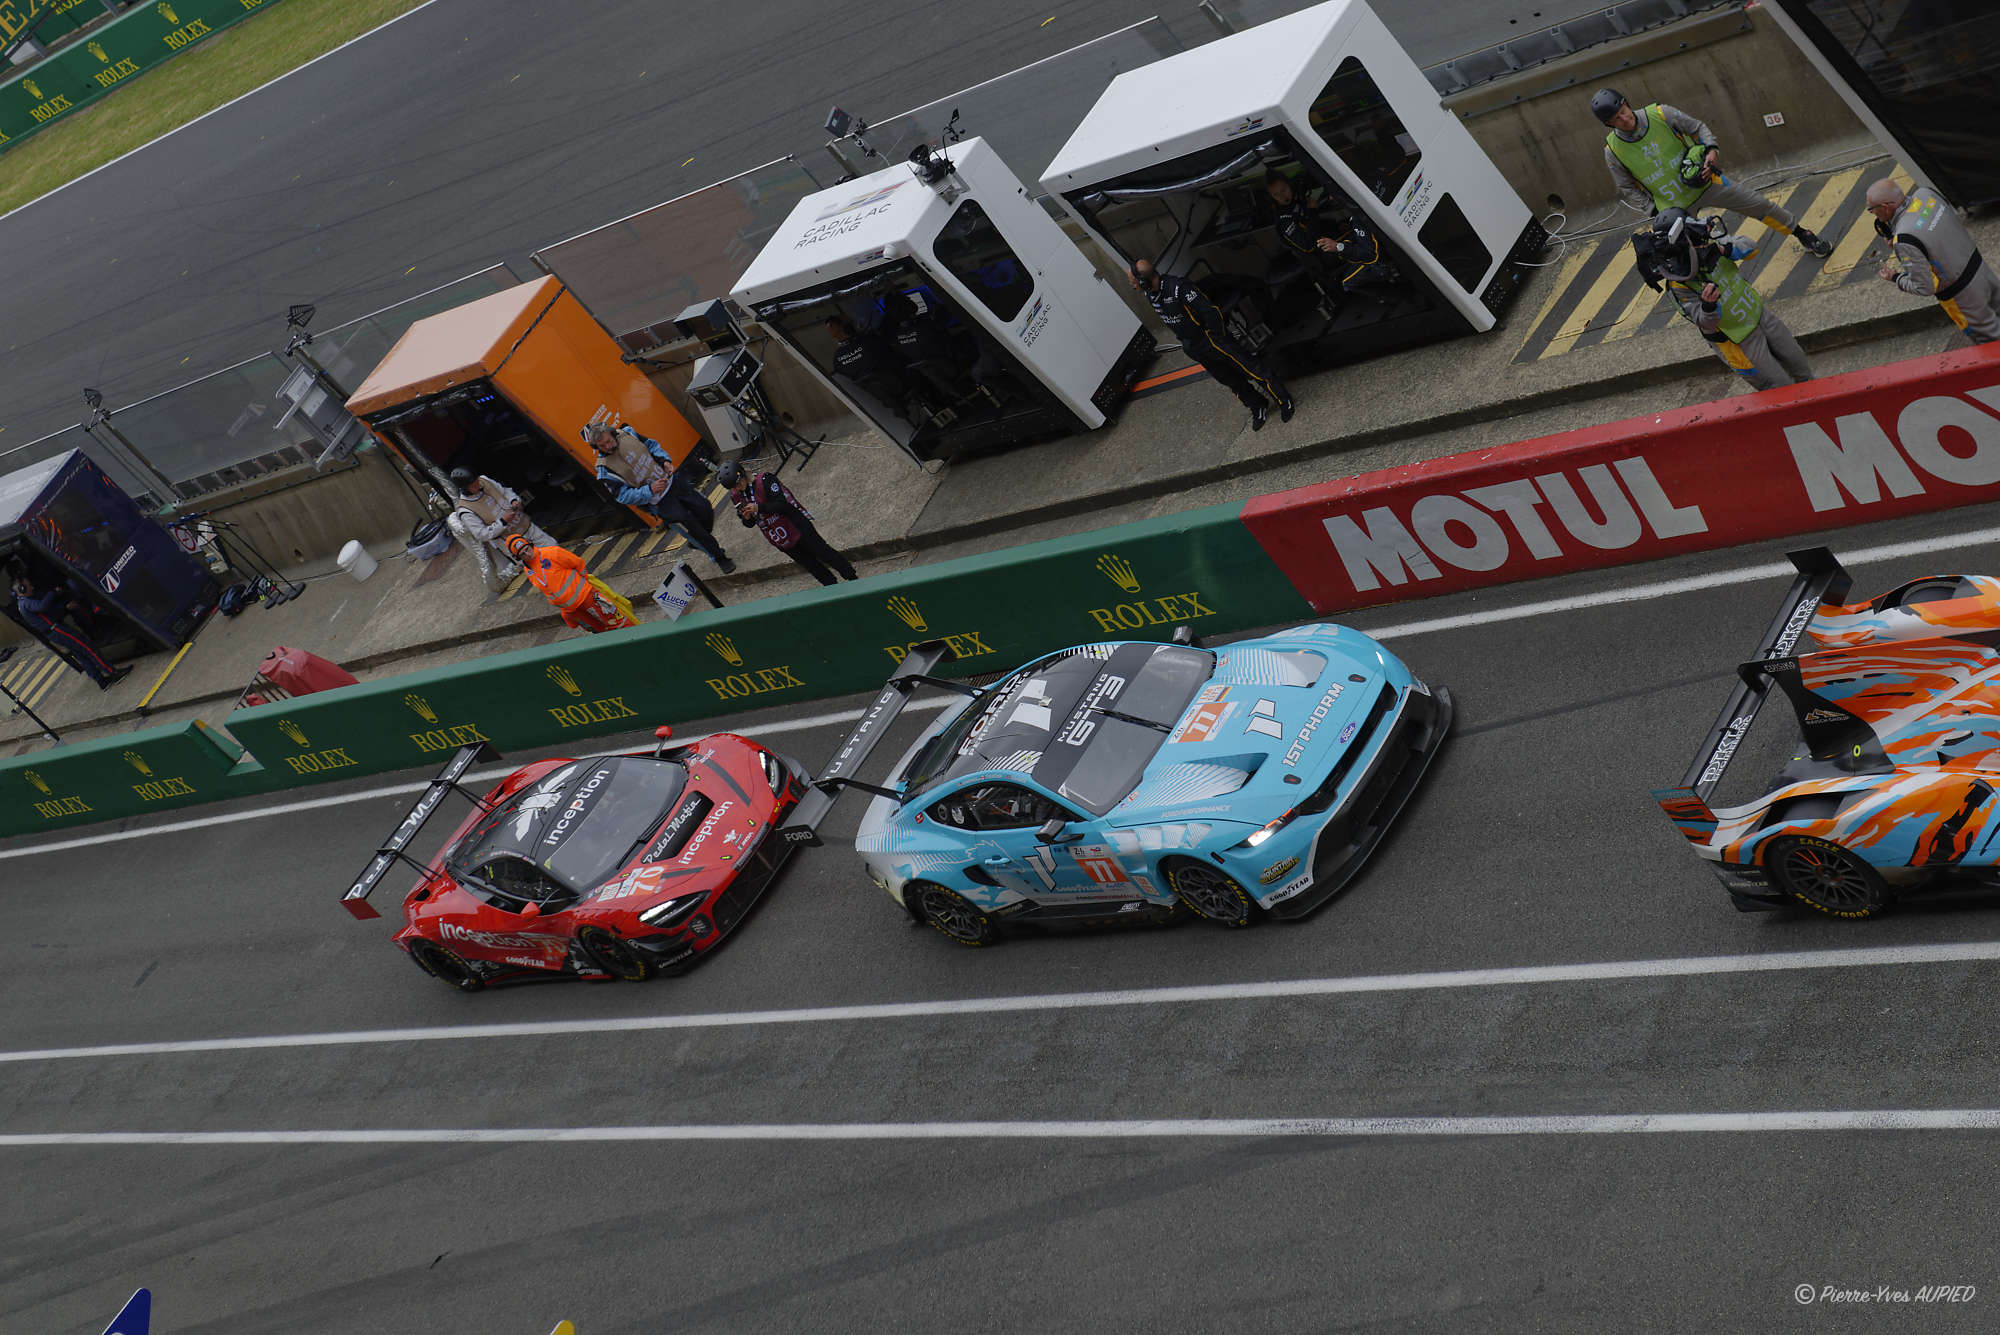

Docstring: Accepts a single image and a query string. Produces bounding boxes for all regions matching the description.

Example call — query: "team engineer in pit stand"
[5,560,129,690]
[1866,178,2000,344]
[1594,89,1835,260]
[825,314,915,402]
[1128,259,1295,431]
[584,411,735,574]
[447,468,554,592]
[502,532,639,633]
[1265,173,1400,307]
[715,460,858,587]
[1635,207,1815,390]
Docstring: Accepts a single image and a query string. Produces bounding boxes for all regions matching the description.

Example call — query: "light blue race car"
[779,629,1452,945]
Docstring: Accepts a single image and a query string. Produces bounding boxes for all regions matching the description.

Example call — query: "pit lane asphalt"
[8,508,2000,1332]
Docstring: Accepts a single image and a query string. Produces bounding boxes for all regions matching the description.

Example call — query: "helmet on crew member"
[449,467,478,495]
[714,461,743,489]
[503,533,533,563]
[1590,88,1628,125]
[1676,141,1713,189]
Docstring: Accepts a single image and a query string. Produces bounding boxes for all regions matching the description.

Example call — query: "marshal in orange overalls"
[504,536,638,633]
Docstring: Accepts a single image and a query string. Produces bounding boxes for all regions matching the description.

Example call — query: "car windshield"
[900,643,1214,814]
[453,758,687,897]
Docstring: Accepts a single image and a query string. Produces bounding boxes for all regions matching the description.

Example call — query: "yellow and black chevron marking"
[1513,161,1913,364]
[0,648,67,715]
[497,483,729,603]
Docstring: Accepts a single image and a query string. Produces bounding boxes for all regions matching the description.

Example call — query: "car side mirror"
[1038,818,1082,844]
[653,723,673,757]
[516,902,541,919]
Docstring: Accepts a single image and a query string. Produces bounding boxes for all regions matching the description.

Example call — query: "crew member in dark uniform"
[6,560,128,690]
[1129,259,1293,430]
[825,314,908,393]
[883,291,1003,402]
[1266,174,1400,301]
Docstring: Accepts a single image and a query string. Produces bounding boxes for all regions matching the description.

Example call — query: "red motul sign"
[1241,344,2000,613]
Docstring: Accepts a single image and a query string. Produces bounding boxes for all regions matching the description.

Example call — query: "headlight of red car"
[638,894,706,927]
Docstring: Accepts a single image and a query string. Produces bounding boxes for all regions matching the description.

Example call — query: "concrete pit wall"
[1447,6,1874,219]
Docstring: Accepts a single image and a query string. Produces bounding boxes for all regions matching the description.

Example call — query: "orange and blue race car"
[1655,546,2000,919]
[340,730,809,990]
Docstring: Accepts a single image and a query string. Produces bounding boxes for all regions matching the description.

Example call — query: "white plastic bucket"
[337,540,378,582]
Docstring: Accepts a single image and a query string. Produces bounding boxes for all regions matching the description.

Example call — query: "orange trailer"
[345,276,703,531]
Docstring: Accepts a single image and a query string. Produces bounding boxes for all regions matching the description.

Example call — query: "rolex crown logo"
[157,3,179,24]
[886,595,927,632]
[547,665,581,697]
[24,770,49,796]
[124,750,153,777]
[1096,553,1141,594]
[87,41,107,62]
[404,693,437,723]
[23,79,40,100]
[705,633,742,666]
[277,719,310,748]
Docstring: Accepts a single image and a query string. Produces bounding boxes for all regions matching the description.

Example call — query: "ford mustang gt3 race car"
[780,630,1451,944]
[341,729,809,990]
[1655,546,2000,919]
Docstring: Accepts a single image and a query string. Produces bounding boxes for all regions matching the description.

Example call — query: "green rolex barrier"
[223,501,1314,790]
[0,0,285,151]
[0,717,244,837]
[0,501,1317,837]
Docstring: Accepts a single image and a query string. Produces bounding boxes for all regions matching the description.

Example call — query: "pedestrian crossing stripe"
[495,482,726,601]
[1512,160,1914,364]
[0,648,66,715]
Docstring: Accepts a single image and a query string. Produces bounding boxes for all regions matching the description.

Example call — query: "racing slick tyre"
[910,882,998,947]
[1765,835,1891,919]
[1164,859,1258,928]
[576,927,656,981]
[409,941,484,993]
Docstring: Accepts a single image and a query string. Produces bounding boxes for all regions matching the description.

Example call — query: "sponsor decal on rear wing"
[776,640,964,846]
[340,742,499,919]
[1651,547,1853,833]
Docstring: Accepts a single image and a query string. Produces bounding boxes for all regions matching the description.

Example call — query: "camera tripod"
[171,514,306,607]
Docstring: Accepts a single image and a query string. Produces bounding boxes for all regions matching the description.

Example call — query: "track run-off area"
[9,510,2000,1332]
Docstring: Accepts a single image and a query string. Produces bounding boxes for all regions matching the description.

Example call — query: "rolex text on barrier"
[1240,344,2000,614]
[221,503,1312,798]
[0,720,245,837]
[0,0,284,151]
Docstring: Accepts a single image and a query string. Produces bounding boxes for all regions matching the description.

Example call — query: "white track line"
[0,0,448,227]
[6,1110,2000,1145]
[5,940,1996,1066]
[0,699,955,861]
[9,522,2000,857]
[1364,526,2000,641]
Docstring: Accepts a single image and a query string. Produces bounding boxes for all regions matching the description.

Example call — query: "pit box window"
[1308,57,1420,205]
[1417,192,1492,292]
[933,200,1036,321]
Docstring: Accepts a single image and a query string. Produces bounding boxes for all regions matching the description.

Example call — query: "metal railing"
[530,158,824,350]
[822,18,1184,198]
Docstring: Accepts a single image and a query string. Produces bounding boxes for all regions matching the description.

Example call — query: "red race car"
[341,729,810,991]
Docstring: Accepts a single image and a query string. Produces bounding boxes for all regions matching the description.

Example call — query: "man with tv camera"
[1633,207,1815,391]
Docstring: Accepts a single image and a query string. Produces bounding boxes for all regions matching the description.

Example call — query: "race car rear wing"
[775,640,966,847]
[1650,547,1852,836]
[340,741,499,919]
